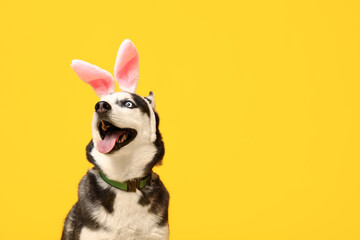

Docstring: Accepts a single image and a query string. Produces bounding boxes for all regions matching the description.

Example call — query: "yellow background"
[1,0,360,239]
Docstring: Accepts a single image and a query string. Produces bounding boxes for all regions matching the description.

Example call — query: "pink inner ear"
[71,60,115,97]
[88,79,114,96]
[115,56,138,90]
[114,39,139,93]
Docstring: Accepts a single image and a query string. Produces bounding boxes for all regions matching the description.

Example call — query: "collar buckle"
[127,179,139,192]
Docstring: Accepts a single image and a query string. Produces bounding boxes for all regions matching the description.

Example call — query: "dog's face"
[91,91,156,155]
[86,91,163,181]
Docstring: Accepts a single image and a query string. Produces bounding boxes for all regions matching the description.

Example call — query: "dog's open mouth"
[96,120,137,154]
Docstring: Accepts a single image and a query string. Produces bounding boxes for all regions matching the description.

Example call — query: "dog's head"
[71,40,164,181]
[92,91,156,154]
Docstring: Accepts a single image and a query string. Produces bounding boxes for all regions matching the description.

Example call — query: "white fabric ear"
[114,39,139,93]
[71,60,115,97]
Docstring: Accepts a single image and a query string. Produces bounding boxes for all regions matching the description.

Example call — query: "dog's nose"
[95,101,111,114]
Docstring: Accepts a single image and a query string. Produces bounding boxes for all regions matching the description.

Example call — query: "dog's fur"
[61,91,169,240]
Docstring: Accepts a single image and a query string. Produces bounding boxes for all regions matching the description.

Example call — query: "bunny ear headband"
[71,39,139,97]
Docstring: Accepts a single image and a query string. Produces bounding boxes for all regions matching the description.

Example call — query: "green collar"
[99,171,151,192]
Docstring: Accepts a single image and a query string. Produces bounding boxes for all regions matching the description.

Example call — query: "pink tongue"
[97,131,125,154]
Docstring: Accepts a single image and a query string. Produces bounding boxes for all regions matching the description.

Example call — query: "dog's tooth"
[120,134,127,143]
[101,121,110,131]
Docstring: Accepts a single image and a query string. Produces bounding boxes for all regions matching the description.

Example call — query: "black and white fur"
[61,91,169,240]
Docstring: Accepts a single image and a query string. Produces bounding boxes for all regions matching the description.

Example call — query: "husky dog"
[61,40,169,240]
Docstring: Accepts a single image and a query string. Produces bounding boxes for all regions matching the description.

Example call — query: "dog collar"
[99,171,151,192]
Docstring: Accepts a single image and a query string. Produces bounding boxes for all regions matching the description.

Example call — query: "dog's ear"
[145,91,156,109]
[114,39,139,93]
[71,60,115,97]
[145,91,157,142]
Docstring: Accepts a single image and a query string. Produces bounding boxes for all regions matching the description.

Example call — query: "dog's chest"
[80,190,167,240]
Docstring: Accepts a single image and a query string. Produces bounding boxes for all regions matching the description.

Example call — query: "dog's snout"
[95,101,111,114]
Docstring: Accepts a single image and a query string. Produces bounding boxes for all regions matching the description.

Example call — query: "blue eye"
[125,101,134,108]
